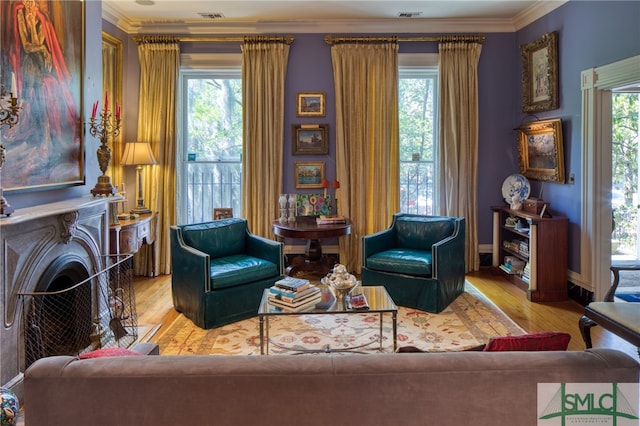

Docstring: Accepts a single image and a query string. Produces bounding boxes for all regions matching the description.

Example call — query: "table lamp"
[121,141,157,215]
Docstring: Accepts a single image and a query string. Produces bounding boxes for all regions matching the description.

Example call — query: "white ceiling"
[101,0,569,35]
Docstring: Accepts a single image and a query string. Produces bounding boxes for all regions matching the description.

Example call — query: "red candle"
[104,91,109,113]
[91,101,98,119]
[115,102,121,120]
[333,180,340,189]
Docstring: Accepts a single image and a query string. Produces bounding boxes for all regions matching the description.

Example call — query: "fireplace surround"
[0,196,109,396]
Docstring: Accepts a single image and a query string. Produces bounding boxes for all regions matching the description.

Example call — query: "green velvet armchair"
[170,218,284,329]
[361,213,465,313]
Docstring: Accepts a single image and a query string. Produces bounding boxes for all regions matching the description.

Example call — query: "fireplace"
[0,197,109,396]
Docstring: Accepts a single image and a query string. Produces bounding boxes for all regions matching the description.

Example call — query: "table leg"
[392,311,398,352]
[379,313,383,351]
[266,316,270,355]
[259,315,265,355]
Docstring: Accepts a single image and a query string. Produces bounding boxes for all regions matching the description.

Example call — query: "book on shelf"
[268,294,322,312]
[274,276,311,292]
[316,214,346,225]
[268,286,320,304]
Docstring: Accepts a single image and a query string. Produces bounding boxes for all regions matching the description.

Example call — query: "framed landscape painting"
[292,124,329,155]
[295,161,325,189]
[516,118,565,183]
[0,0,85,192]
[296,92,325,117]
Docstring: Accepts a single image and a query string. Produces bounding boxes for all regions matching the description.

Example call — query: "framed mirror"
[102,32,123,188]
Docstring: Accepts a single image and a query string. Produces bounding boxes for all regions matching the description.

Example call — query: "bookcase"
[491,206,568,302]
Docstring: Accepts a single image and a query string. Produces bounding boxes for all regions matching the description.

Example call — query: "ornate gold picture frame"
[292,124,329,155]
[294,161,325,188]
[296,92,325,117]
[516,118,565,183]
[520,31,559,113]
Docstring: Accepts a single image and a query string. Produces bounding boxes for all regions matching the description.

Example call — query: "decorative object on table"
[523,198,550,216]
[321,263,359,309]
[295,193,333,216]
[516,118,565,183]
[520,31,558,113]
[292,123,329,155]
[0,386,18,426]
[0,72,22,217]
[296,92,325,117]
[287,193,296,222]
[121,141,157,214]
[278,194,288,223]
[501,174,530,210]
[89,92,121,196]
[294,161,325,189]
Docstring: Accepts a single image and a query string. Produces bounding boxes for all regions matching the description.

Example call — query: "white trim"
[180,53,242,70]
[581,55,640,301]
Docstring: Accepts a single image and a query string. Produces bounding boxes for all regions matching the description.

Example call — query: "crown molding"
[102,1,569,36]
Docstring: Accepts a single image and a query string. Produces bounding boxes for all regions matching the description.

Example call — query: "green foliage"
[612,93,640,254]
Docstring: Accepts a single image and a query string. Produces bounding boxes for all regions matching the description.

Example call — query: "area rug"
[155,282,525,355]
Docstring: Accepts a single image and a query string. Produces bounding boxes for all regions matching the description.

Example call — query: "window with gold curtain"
[330,40,400,274]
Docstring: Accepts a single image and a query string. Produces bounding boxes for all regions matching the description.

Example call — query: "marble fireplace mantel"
[0,196,110,396]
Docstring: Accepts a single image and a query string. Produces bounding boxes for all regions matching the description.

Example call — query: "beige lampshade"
[121,141,157,165]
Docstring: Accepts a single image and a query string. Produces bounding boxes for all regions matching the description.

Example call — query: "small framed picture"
[294,162,325,188]
[296,92,325,117]
[520,31,559,113]
[213,208,233,220]
[292,124,329,155]
[516,118,565,183]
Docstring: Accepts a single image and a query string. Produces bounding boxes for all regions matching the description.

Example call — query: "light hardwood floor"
[133,268,639,360]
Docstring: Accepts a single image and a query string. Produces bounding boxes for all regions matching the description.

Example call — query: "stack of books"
[499,255,526,275]
[316,214,346,225]
[267,276,322,312]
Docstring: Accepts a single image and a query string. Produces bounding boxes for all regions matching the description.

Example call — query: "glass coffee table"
[258,285,397,355]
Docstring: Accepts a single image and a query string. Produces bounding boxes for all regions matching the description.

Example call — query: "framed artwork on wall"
[294,161,325,188]
[292,124,329,155]
[520,31,559,113]
[296,92,325,117]
[1,0,85,192]
[516,118,565,183]
[213,208,233,220]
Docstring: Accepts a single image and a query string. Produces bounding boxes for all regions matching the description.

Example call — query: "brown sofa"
[24,349,638,426]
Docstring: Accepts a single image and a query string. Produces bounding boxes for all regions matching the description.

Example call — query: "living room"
[1,1,639,423]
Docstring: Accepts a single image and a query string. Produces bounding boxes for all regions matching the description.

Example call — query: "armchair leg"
[579,315,597,349]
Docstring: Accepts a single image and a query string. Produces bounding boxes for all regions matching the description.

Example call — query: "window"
[398,54,439,215]
[177,56,243,224]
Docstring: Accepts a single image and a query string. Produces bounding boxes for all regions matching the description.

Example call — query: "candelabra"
[0,73,22,217]
[89,96,121,196]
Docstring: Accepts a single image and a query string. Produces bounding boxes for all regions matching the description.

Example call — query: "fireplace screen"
[19,255,138,367]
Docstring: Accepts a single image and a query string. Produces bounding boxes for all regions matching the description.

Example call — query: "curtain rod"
[324,34,485,45]
[134,35,295,45]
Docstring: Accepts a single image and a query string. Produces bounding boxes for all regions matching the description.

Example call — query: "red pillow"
[78,347,142,359]
[483,332,571,352]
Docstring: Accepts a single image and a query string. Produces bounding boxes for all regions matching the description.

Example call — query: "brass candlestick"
[89,105,120,196]
[0,74,22,217]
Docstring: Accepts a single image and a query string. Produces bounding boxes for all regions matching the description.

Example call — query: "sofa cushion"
[366,248,432,277]
[78,347,142,359]
[483,332,571,352]
[210,254,279,290]
[395,217,455,249]
[181,219,246,258]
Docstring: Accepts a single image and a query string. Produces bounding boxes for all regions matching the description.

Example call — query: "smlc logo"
[538,383,639,425]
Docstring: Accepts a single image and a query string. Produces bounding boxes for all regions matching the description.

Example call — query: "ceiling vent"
[397,12,422,18]
[198,12,225,19]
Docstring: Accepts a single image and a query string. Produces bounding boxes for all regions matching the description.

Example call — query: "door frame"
[581,55,640,301]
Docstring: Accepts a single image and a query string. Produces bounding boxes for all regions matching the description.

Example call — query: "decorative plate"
[501,174,531,204]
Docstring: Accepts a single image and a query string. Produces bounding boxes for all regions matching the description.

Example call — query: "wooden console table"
[109,213,158,273]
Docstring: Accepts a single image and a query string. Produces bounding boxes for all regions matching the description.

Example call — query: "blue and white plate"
[501,174,530,204]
